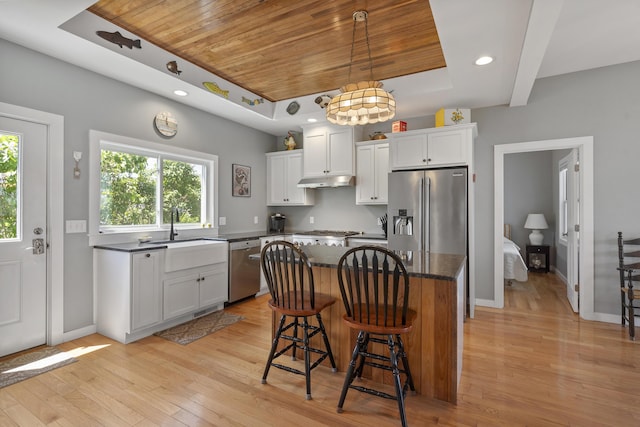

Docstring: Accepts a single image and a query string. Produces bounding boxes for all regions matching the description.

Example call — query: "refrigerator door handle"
[422,176,430,253]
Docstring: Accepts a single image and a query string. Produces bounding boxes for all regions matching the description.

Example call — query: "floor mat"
[154,311,244,345]
[0,346,77,389]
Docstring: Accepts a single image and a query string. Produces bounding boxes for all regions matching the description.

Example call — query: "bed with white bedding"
[503,236,528,282]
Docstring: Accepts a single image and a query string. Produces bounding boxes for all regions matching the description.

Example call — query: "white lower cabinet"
[163,263,228,319]
[95,243,229,344]
[131,251,163,330]
[95,248,164,344]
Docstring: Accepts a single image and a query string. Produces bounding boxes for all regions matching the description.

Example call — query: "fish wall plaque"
[166,61,182,75]
[203,82,229,99]
[241,96,264,106]
[96,31,141,49]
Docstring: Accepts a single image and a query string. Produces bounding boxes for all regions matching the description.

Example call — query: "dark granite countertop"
[345,233,387,241]
[299,246,464,281]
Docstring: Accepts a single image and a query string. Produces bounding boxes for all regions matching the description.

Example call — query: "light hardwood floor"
[1,272,638,426]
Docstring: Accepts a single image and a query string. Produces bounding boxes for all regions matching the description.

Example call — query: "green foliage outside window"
[162,159,202,224]
[0,134,18,239]
[100,149,203,227]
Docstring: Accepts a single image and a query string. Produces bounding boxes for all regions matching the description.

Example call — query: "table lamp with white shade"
[524,213,548,245]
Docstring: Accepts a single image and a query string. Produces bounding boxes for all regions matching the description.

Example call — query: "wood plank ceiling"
[88,0,446,102]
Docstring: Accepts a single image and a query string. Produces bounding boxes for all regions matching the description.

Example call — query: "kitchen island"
[269,245,466,404]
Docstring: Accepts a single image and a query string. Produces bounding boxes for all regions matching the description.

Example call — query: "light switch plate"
[65,219,86,233]
[219,217,226,226]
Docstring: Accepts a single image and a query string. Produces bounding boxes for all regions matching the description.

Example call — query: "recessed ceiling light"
[307,118,318,123]
[475,56,494,66]
[173,90,188,96]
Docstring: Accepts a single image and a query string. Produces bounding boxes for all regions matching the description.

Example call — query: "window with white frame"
[89,131,217,240]
[558,162,568,245]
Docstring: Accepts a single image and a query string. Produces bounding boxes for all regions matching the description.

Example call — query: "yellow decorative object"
[202,82,229,99]
[436,108,470,127]
[283,132,297,150]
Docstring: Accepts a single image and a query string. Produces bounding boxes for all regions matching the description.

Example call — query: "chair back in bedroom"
[617,232,640,340]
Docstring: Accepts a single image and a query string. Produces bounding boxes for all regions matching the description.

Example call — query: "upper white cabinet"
[356,141,389,205]
[389,124,477,170]
[302,125,355,177]
[266,149,314,206]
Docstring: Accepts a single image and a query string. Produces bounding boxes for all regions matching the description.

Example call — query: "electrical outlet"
[219,216,226,226]
[254,216,259,224]
[309,216,314,224]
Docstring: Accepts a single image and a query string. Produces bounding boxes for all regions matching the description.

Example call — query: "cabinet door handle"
[422,159,427,162]
[145,253,151,258]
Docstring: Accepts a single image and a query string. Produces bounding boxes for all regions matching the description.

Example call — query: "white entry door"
[0,116,48,357]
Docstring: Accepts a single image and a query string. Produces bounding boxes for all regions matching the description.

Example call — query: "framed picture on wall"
[232,164,251,197]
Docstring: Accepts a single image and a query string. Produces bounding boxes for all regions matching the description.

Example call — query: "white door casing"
[0,102,64,352]
[491,136,595,321]
[0,117,47,356]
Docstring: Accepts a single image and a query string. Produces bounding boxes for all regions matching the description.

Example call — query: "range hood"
[297,175,355,188]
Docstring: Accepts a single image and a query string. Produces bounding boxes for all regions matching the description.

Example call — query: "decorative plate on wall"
[154,111,178,137]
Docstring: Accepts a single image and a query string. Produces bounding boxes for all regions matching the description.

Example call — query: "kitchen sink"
[164,239,227,272]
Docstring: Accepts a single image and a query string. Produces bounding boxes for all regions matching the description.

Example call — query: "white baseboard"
[61,324,97,343]
[475,298,500,308]
[585,312,619,324]
[554,269,567,284]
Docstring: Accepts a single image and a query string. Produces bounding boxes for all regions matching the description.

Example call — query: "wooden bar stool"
[336,245,416,427]
[260,240,337,399]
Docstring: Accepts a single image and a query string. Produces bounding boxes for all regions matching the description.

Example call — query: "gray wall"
[274,187,387,235]
[504,151,555,252]
[1,39,275,332]
[472,59,640,315]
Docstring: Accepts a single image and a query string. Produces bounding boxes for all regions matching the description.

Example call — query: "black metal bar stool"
[336,245,416,427]
[260,240,337,399]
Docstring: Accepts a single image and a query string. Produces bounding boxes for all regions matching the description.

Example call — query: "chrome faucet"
[169,207,180,240]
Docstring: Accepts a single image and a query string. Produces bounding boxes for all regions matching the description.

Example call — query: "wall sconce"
[73,151,82,178]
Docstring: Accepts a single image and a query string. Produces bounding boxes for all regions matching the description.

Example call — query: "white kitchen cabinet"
[356,141,389,205]
[131,251,163,330]
[389,124,476,170]
[266,150,314,206]
[163,263,227,320]
[95,248,163,344]
[95,240,228,344]
[302,125,355,177]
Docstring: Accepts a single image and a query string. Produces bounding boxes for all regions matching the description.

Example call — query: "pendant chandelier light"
[326,10,396,126]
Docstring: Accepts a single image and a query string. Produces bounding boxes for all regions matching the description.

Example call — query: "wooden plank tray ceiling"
[88,0,445,102]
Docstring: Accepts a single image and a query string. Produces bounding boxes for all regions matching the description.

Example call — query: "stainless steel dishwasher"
[228,239,261,304]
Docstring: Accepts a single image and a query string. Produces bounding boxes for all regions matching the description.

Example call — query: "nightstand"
[526,245,550,273]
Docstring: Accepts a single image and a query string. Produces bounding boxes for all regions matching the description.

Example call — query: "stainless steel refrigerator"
[387,167,467,255]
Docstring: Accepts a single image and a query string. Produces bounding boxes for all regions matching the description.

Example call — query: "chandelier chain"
[347,11,374,83]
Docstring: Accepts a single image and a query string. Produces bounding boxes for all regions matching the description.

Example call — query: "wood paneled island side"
[268,245,466,404]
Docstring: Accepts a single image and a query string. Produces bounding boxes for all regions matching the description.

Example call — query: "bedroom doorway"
[493,136,595,321]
